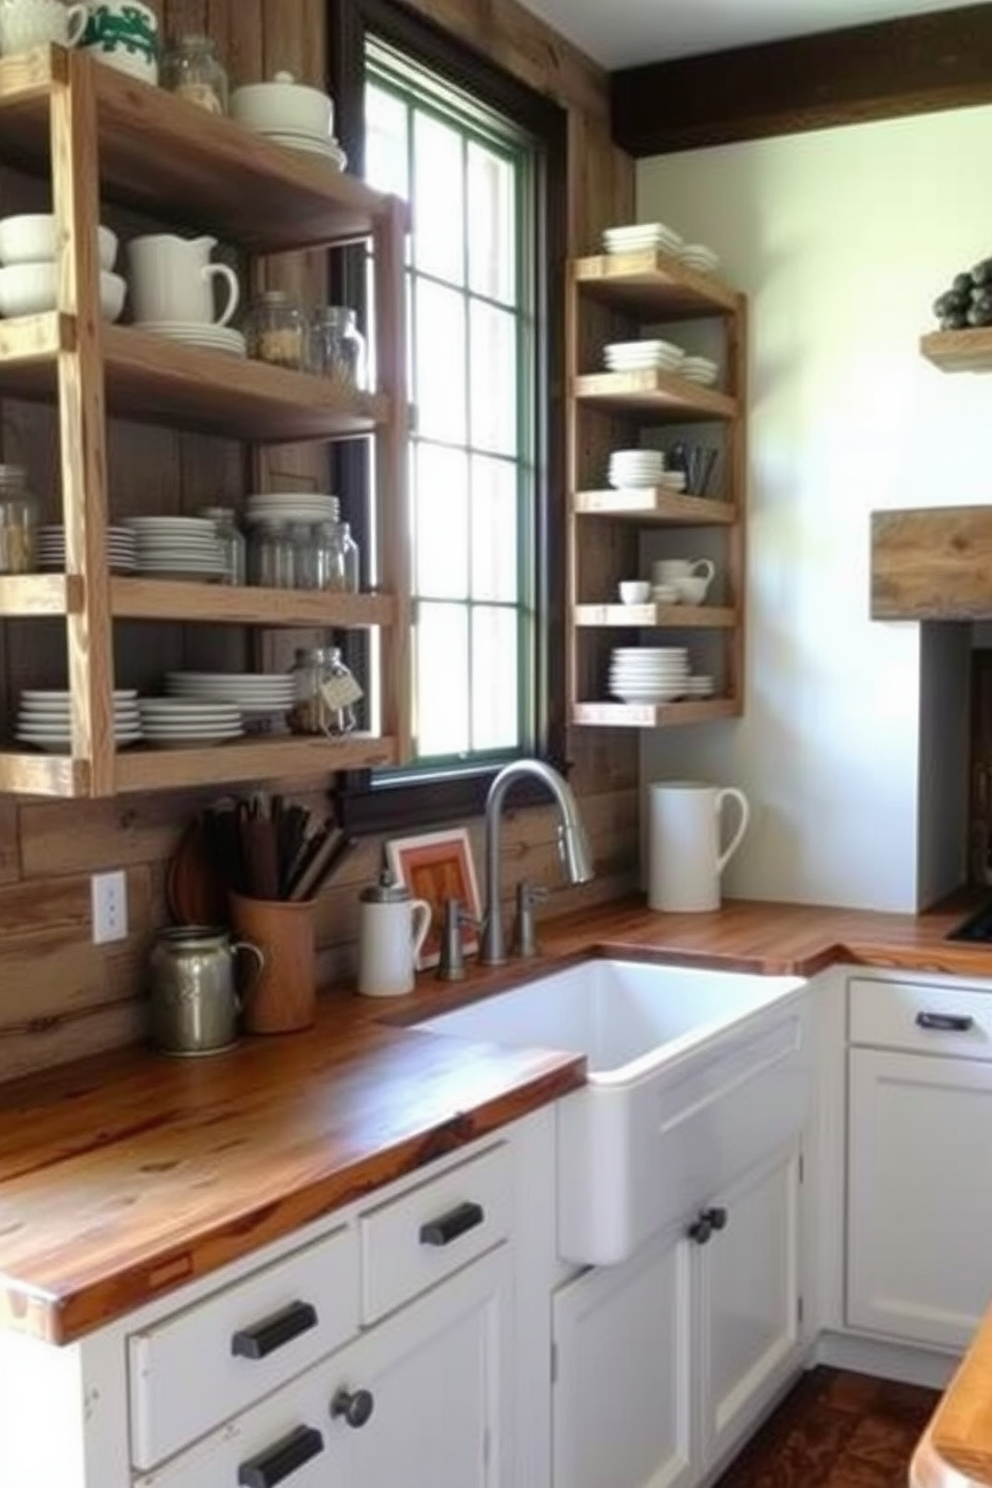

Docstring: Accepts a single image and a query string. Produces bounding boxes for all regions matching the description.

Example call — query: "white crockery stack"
[0,214,125,320]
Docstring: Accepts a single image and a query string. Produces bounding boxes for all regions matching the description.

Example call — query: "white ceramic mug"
[0,0,88,55]
[80,0,158,83]
[648,780,750,913]
[127,233,240,327]
[652,557,715,586]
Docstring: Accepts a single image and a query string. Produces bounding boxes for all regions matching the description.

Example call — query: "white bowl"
[0,215,118,271]
[618,581,651,605]
[230,72,333,137]
[0,263,126,320]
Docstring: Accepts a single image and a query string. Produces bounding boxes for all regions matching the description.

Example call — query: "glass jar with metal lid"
[245,289,307,371]
[161,35,229,115]
[198,505,245,585]
[309,305,367,388]
[0,464,38,575]
[287,645,362,736]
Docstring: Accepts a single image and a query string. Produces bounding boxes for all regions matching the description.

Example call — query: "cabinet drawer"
[359,1142,512,1323]
[129,1223,359,1471]
[848,976,992,1059]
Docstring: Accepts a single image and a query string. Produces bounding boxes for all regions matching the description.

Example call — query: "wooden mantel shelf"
[871,506,992,620]
[920,327,992,374]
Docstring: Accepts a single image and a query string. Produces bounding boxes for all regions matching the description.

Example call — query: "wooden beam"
[612,4,992,157]
[871,506,992,620]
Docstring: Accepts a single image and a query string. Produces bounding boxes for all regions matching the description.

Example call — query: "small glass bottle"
[0,464,38,575]
[340,521,360,592]
[309,306,367,388]
[245,290,307,371]
[247,518,295,588]
[198,505,245,586]
[312,520,347,592]
[287,645,361,737]
[161,35,229,115]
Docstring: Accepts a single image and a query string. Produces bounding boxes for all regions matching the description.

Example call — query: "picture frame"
[385,827,483,969]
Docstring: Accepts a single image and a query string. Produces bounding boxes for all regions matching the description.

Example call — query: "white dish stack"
[37,525,138,573]
[604,337,685,375]
[164,672,296,730]
[123,516,228,581]
[608,449,686,493]
[609,648,689,704]
[244,492,341,527]
[230,74,347,170]
[677,243,720,275]
[16,690,142,752]
[602,221,682,256]
[137,698,244,749]
[681,355,719,387]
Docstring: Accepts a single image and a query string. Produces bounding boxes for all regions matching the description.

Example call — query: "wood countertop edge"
[912,1305,992,1488]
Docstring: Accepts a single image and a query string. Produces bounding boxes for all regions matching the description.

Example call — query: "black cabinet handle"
[419,1199,485,1247]
[687,1206,729,1245]
[916,1011,975,1033]
[238,1425,324,1487]
[331,1386,375,1429]
[231,1301,318,1360]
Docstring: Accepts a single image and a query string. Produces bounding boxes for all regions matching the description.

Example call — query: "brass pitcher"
[148,925,264,1057]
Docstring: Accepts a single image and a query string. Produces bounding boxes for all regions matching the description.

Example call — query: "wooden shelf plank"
[110,579,396,628]
[572,698,741,728]
[573,251,740,317]
[573,489,735,524]
[113,734,398,794]
[0,751,89,795]
[920,327,992,373]
[0,310,70,362]
[575,603,737,628]
[0,47,396,251]
[0,573,81,614]
[574,369,736,421]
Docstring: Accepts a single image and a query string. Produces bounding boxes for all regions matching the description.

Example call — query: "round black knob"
[705,1206,728,1232]
[331,1386,374,1429]
[687,1215,712,1244]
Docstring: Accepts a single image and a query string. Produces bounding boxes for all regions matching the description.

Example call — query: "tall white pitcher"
[648,780,750,912]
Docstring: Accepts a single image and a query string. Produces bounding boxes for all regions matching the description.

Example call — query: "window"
[330,0,566,828]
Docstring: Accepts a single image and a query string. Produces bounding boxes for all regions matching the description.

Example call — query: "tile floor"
[714,1367,939,1488]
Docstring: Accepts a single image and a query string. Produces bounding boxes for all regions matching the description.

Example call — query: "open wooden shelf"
[110,579,395,627]
[572,251,740,317]
[0,573,82,614]
[572,698,741,727]
[572,489,735,524]
[920,327,992,373]
[574,603,737,628]
[574,369,736,421]
[0,46,397,250]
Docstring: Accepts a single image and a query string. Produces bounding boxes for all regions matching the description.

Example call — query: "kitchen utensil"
[127,233,240,327]
[648,781,750,912]
[228,889,316,1033]
[357,870,431,997]
[148,924,263,1056]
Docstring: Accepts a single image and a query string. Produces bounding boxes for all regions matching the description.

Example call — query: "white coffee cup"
[127,233,240,327]
[0,0,88,56]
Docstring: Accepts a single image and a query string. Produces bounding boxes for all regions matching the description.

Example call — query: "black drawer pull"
[915,1011,975,1033]
[231,1300,318,1360]
[238,1425,324,1487]
[419,1199,485,1247]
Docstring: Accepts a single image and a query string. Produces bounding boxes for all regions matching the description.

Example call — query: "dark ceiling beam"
[612,3,992,156]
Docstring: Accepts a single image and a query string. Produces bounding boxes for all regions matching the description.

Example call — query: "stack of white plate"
[609,449,664,488]
[609,647,689,704]
[123,516,228,582]
[685,675,716,698]
[255,128,348,170]
[164,672,296,720]
[244,492,341,527]
[682,356,719,387]
[137,321,247,358]
[37,525,137,573]
[602,221,682,256]
[138,698,245,749]
[678,243,720,275]
[15,689,142,752]
[604,338,685,374]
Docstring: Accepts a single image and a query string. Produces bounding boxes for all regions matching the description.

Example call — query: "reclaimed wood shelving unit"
[0,44,408,797]
[566,247,747,728]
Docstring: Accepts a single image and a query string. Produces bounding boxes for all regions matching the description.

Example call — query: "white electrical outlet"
[92,870,128,945]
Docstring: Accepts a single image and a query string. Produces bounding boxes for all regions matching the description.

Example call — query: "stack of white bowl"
[609,647,689,704]
[244,492,340,527]
[681,355,719,387]
[37,525,137,573]
[138,697,244,749]
[608,449,686,493]
[16,690,142,752]
[602,221,682,256]
[122,516,227,581]
[230,73,346,169]
[677,243,720,275]
[604,338,685,375]
[164,672,296,727]
[0,215,125,321]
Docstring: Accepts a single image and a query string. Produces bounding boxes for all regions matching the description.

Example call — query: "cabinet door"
[552,1228,693,1488]
[696,1143,802,1471]
[848,1048,992,1349]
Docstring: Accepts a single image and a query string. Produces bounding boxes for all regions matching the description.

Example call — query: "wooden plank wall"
[0,0,637,1084]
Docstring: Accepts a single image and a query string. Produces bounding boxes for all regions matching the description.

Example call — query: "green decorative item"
[80,1,159,82]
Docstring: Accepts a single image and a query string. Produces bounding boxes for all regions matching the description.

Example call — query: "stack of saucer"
[261,129,347,169]
[138,321,247,358]
[609,647,689,704]
[138,697,244,749]
[37,525,137,573]
[602,221,682,256]
[244,492,341,526]
[604,338,685,374]
[123,517,227,582]
[685,674,716,699]
[164,671,296,722]
[608,449,665,490]
[678,243,720,275]
[16,689,142,752]
[682,355,719,387]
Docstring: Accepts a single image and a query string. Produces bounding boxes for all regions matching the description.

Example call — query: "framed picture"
[385,827,483,969]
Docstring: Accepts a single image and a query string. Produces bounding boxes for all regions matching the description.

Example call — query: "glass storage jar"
[0,464,38,574]
[287,645,361,737]
[312,521,347,592]
[245,290,307,371]
[247,518,295,589]
[161,35,229,115]
[309,306,367,389]
[198,505,245,585]
[339,521,360,592]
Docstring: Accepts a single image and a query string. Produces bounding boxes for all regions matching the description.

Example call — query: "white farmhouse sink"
[415,957,811,1265]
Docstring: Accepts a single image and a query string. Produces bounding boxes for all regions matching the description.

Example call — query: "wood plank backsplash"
[0,0,638,1083]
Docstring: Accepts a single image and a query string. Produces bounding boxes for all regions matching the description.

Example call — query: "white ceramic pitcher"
[648,780,750,912]
[357,871,432,997]
[127,234,240,327]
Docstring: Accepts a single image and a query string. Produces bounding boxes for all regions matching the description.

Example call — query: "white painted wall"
[637,105,992,911]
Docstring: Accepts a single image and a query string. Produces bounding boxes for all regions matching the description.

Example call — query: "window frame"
[328,0,568,833]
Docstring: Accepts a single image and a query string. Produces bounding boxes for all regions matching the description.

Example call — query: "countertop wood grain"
[3,891,991,1347]
[912,1305,992,1488]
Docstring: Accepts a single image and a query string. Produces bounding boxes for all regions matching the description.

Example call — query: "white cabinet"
[847,975,992,1350]
[551,1140,803,1488]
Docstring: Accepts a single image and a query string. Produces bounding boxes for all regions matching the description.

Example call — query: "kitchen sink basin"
[415,957,811,1265]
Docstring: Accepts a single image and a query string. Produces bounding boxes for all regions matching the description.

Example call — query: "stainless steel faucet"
[479,759,594,965]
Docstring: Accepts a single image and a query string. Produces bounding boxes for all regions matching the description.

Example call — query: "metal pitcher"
[148,925,264,1057]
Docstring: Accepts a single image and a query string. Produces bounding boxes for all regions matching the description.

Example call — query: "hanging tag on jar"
[320,673,364,710]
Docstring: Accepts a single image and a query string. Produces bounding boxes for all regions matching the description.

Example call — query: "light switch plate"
[92,870,128,945]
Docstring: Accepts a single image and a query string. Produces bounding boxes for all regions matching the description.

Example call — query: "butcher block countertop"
[912,1305,992,1488]
[3,891,992,1348]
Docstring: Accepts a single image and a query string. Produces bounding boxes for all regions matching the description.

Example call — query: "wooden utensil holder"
[228,890,316,1033]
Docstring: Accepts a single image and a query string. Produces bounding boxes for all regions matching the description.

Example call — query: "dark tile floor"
[714,1368,939,1488]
